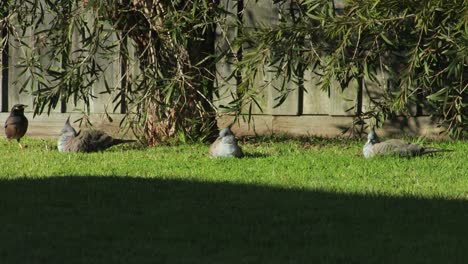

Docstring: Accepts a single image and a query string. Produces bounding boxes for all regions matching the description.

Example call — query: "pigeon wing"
[371,139,424,157]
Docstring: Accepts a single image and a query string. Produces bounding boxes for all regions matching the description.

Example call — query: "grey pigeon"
[363,129,452,158]
[57,117,78,152]
[58,117,135,153]
[4,104,28,151]
[209,126,243,158]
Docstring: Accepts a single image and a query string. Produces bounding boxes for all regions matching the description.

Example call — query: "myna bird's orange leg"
[18,140,23,150]
[7,140,11,152]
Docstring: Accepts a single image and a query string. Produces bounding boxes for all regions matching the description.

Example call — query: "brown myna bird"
[58,117,135,153]
[4,104,28,151]
[209,126,243,158]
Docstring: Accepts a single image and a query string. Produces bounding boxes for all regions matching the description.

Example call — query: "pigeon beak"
[22,105,28,109]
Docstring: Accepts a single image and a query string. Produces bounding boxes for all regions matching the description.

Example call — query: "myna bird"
[58,117,136,153]
[4,104,28,151]
[209,126,243,158]
[363,128,452,158]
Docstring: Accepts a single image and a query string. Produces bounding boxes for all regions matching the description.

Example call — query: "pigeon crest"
[363,129,452,158]
[209,126,243,158]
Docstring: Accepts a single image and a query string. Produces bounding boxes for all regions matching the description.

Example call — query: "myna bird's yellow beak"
[15,104,28,110]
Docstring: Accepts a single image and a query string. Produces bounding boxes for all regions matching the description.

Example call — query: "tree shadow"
[0,177,467,263]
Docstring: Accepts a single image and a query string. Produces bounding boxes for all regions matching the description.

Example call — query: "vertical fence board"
[65,24,87,113]
[329,79,358,116]
[0,28,5,112]
[214,0,239,113]
[37,0,62,113]
[269,1,301,116]
[269,73,300,115]
[91,30,121,114]
[123,39,141,114]
[242,0,281,115]
[80,11,121,114]
[302,70,331,115]
[250,70,271,114]
[362,70,387,114]
[8,25,34,110]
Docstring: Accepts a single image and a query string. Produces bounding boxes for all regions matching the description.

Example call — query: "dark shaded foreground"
[0,176,466,263]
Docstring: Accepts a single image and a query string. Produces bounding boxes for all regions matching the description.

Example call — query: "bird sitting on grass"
[209,126,243,158]
[363,129,452,158]
[4,104,28,151]
[58,117,135,153]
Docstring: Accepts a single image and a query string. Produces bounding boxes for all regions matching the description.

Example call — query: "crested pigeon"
[58,117,135,153]
[363,129,452,158]
[4,104,28,151]
[209,126,243,158]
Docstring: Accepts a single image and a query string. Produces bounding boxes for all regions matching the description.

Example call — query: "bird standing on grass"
[4,104,28,151]
[209,126,243,158]
[58,117,135,153]
[363,129,452,158]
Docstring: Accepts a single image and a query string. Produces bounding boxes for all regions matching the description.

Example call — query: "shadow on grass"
[1,177,467,263]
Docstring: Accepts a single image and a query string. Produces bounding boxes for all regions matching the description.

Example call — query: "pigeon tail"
[421,147,454,155]
[111,138,137,146]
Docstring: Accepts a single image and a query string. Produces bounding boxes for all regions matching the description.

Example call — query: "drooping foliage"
[1,0,466,141]
[322,0,467,137]
[228,0,467,137]
[2,0,222,145]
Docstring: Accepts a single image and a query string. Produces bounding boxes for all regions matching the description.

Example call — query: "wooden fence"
[0,0,443,139]
[0,4,129,138]
[215,0,442,137]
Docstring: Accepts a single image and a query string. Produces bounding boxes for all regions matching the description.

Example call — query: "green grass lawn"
[0,137,467,263]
